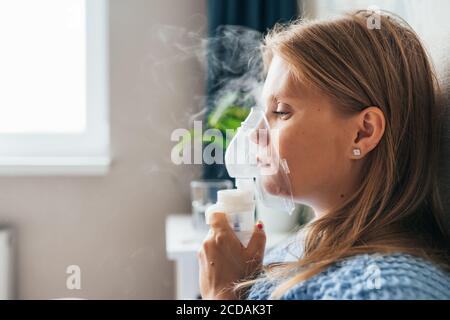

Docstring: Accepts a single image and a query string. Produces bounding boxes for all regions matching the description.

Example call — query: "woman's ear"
[351,106,385,159]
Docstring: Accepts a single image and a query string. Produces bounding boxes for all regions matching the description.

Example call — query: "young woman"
[197,10,450,300]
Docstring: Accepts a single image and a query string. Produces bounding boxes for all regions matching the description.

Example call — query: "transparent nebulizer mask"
[225,106,295,213]
[205,106,295,246]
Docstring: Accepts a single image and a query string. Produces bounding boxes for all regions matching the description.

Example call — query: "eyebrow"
[266,93,298,106]
[266,94,278,104]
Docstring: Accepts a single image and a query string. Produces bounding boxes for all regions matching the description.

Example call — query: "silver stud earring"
[353,148,361,156]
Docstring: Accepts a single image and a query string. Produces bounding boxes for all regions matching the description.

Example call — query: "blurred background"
[0,0,448,299]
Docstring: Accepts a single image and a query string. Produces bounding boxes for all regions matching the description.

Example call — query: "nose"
[249,120,270,147]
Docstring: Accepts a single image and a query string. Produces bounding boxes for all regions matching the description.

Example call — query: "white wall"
[0,0,206,299]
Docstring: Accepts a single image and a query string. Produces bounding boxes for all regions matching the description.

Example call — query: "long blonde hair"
[237,10,450,299]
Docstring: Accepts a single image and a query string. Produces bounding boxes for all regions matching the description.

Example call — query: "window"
[0,0,109,175]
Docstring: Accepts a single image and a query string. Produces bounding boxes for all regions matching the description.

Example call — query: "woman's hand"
[197,212,266,300]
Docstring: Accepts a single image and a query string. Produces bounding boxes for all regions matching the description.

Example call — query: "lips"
[256,155,271,167]
[256,155,279,176]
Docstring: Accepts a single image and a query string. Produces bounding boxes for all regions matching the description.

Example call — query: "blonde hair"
[236,10,450,299]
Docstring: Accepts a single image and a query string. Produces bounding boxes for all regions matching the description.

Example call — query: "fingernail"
[256,220,264,230]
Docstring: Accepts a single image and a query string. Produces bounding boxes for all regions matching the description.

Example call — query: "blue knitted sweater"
[247,234,450,300]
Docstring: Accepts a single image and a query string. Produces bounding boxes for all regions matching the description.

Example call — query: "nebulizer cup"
[205,107,295,247]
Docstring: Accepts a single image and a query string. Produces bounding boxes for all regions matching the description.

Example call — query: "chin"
[260,176,289,197]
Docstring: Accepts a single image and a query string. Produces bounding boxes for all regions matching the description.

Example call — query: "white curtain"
[311,0,450,68]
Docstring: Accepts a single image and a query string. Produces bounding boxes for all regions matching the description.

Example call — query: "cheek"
[276,117,346,196]
[259,123,303,197]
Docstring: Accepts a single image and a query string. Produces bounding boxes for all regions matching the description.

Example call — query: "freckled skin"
[258,55,364,214]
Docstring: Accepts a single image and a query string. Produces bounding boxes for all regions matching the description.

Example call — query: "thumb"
[246,220,266,260]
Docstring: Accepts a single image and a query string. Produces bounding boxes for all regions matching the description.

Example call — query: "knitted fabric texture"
[247,235,450,300]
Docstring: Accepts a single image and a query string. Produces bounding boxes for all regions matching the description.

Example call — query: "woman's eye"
[272,111,290,118]
[272,104,291,119]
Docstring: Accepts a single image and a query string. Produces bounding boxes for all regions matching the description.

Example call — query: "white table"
[165,214,293,300]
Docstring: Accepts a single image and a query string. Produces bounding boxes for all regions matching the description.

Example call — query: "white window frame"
[0,0,110,176]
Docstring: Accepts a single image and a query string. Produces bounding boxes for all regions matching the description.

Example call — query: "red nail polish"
[257,222,263,230]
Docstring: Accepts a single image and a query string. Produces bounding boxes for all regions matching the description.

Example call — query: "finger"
[209,212,232,232]
[209,212,245,250]
[209,214,243,251]
[198,239,215,273]
[197,246,206,271]
[197,239,208,260]
[246,220,266,260]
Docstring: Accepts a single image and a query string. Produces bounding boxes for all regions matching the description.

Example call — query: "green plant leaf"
[176,91,253,153]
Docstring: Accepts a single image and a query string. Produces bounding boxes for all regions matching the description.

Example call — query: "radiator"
[0,228,13,300]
